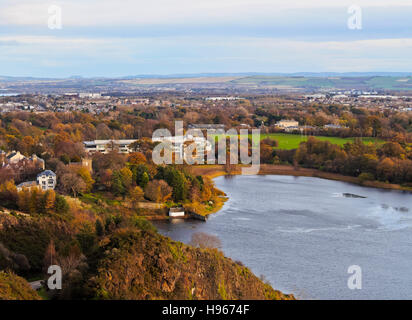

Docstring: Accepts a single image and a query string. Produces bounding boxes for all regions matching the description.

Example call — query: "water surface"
[155,175,412,299]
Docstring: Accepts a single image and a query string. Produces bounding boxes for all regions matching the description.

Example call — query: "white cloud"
[1,0,412,26]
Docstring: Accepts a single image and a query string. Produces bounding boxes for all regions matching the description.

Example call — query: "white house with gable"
[37,170,57,191]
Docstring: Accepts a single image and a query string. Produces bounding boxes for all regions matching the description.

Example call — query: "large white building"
[83,140,138,154]
[37,170,57,191]
[152,134,212,160]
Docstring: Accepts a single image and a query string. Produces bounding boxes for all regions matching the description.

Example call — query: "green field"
[260,133,383,150]
[211,133,383,150]
[230,76,412,91]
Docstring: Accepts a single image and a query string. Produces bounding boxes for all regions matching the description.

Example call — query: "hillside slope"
[0,271,41,300]
[90,229,294,300]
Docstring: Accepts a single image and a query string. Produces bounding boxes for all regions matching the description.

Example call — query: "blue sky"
[1,0,412,77]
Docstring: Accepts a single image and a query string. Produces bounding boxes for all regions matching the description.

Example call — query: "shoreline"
[150,164,410,221]
[192,164,412,193]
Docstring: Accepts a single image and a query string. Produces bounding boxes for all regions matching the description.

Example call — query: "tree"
[77,167,95,192]
[95,220,104,237]
[43,190,56,213]
[60,173,87,197]
[17,189,31,212]
[133,164,150,188]
[159,167,188,202]
[43,240,58,273]
[190,232,222,249]
[0,180,18,209]
[144,180,172,202]
[55,195,69,214]
[130,186,144,208]
[377,157,395,182]
[111,171,125,196]
[119,167,133,191]
[128,152,147,165]
[140,172,149,189]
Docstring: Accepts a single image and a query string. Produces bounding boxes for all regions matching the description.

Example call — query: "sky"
[1,0,412,78]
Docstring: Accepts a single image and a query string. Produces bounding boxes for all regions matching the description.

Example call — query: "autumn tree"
[77,167,95,192]
[130,186,144,208]
[144,180,172,202]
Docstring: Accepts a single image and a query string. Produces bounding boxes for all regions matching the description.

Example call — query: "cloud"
[1,0,412,27]
[0,1,411,76]
[0,35,411,76]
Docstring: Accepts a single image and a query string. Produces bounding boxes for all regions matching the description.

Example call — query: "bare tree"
[190,232,222,249]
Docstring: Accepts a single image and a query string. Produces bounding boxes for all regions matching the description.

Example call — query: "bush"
[358,172,375,183]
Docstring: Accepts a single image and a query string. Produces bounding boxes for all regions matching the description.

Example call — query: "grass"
[260,133,383,150]
[211,132,383,150]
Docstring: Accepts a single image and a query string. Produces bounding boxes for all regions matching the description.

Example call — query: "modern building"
[83,140,138,154]
[152,134,212,160]
[37,170,57,191]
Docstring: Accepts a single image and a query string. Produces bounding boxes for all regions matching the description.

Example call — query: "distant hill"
[1,73,412,93]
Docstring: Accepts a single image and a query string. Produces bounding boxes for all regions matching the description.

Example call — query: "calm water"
[155,175,412,300]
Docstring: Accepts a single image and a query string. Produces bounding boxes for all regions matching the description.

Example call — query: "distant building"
[188,124,225,130]
[3,151,45,169]
[275,120,299,128]
[28,154,45,170]
[152,135,212,160]
[324,124,342,129]
[205,97,242,101]
[169,207,185,217]
[69,158,93,173]
[79,93,102,99]
[16,181,40,192]
[37,170,57,191]
[6,151,26,164]
[83,140,138,154]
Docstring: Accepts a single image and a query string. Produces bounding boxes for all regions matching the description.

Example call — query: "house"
[2,151,45,170]
[169,207,185,217]
[275,120,299,128]
[16,181,40,192]
[37,170,57,191]
[83,139,138,154]
[28,154,45,170]
[6,151,26,164]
